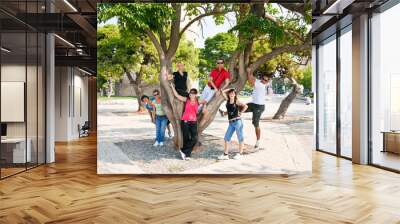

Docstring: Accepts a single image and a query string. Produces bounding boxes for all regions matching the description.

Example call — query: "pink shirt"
[181,100,199,121]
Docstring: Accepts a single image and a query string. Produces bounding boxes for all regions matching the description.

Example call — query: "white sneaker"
[185,157,192,161]
[159,142,164,146]
[179,150,186,160]
[255,141,260,149]
[233,153,242,160]
[153,141,159,147]
[217,154,229,160]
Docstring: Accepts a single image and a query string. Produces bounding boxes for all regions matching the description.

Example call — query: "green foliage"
[97,25,126,88]
[97,25,199,89]
[98,3,174,33]
[199,32,238,87]
[97,24,159,89]
[173,37,200,80]
[297,64,312,91]
[231,4,310,49]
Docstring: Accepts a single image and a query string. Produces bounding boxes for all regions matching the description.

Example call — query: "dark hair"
[255,71,272,81]
[140,95,149,102]
[153,89,160,94]
[189,88,198,95]
[226,88,237,104]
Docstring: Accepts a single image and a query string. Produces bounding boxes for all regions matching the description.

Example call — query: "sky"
[184,12,236,48]
[100,12,236,49]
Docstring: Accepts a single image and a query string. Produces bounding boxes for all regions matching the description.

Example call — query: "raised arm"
[221,88,230,100]
[246,67,256,86]
[162,71,173,81]
[170,83,187,102]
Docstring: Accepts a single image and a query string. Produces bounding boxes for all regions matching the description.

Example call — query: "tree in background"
[97,24,159,111]
[298,64,312,93]
[98,2,311,149]
[267,54,307,119]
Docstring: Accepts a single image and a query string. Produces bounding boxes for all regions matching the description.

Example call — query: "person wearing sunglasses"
[199,58,231,111]
[170,83,200,160]
[242,68,271,149]
[147,89,172,147]
[141,93,173,139]
[217,88,248,160]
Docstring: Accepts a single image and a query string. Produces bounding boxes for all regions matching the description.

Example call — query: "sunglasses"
[153,93,159,96]
[216,61,224,64]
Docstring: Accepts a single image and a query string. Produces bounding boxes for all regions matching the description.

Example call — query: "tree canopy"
[97,2,312,147]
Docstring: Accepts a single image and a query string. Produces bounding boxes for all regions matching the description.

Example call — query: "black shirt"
[173,71,188,96]
[226,100,240,121]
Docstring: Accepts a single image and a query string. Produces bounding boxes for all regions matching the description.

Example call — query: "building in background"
[0,0,97,179]
[312,0,400,172]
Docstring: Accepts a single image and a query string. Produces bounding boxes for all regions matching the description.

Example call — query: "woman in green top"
[150,89,168,147]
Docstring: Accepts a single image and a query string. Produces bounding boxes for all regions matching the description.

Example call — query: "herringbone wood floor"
[1,135,400,224]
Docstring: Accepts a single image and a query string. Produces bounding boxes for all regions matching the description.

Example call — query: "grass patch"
[98,96,137,101]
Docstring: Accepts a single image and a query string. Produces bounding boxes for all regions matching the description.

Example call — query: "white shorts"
[200,85,215,103]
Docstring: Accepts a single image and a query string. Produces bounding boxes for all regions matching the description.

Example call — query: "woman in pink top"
[171,83,199,160]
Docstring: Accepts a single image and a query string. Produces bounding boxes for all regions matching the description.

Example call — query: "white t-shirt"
[251,79,267,105]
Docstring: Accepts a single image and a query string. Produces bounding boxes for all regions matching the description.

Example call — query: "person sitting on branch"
[198,58,231,111]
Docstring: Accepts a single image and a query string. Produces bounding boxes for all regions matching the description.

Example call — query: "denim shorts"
[224,119,244,143]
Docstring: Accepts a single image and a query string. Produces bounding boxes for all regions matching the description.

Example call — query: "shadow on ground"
[114,135,257,173]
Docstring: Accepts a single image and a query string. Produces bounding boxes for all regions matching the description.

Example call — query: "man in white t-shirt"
[243,69,271,148]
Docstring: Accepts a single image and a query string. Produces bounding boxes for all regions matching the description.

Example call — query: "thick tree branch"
[167,4,182,59]
[159,28,168,52]
[249,42,310,72]
[228,49,241,82]
[145,29,164,57]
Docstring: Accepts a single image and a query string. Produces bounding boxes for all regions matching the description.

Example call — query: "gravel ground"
[115,134,259,174]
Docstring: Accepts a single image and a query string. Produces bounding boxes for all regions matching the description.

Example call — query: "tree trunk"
[126,70,146,112]
[107,78,113,98]
[273,78,303,119]
[159,57,185,149]
[133,84,145,112]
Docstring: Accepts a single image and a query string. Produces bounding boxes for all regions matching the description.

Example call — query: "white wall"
[1,64,28,138]
[55,67,89,141]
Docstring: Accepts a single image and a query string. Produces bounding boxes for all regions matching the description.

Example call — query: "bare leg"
[224,141,229,154]
[239,142,244,154]
[255,127,261,140]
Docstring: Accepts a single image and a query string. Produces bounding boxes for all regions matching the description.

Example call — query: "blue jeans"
[224,119,244,143]
[155,115,168,143]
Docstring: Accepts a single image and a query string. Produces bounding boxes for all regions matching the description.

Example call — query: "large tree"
[98,2,311,149]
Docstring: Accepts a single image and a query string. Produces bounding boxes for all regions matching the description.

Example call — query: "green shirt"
[152,99,165,116]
